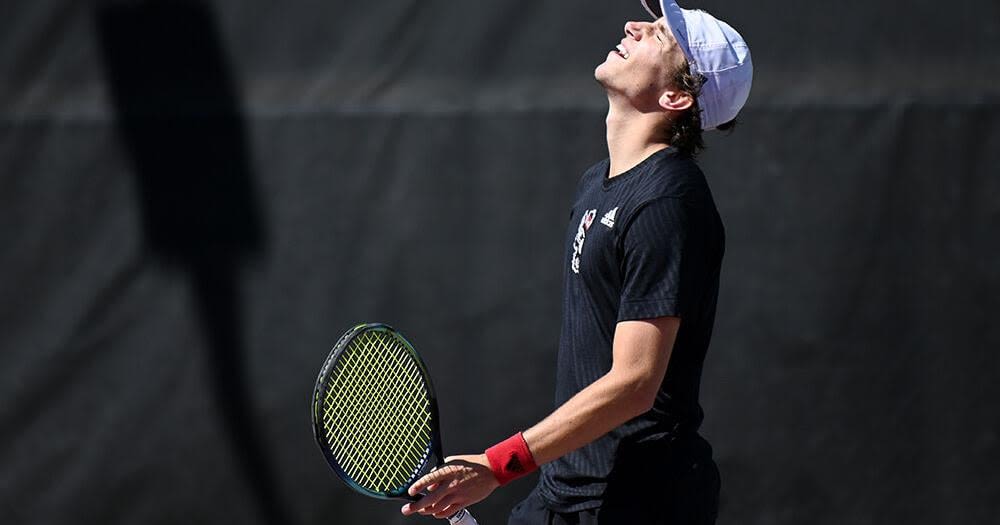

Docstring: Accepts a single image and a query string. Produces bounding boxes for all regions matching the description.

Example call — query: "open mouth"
[614,44,629,59]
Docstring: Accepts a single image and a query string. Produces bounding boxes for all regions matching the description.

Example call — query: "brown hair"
[664,63,738,157]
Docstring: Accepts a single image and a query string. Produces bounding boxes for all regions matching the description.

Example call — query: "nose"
[624,20,647,40]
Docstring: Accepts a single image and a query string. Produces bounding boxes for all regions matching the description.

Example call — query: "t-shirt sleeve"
[617,196,688,321]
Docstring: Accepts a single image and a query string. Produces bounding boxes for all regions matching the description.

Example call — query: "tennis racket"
[312,323,479,524]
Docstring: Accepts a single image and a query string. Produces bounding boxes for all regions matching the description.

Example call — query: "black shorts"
[508,436,720,525]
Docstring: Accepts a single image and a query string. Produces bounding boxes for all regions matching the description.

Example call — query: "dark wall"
[1,1,997,524]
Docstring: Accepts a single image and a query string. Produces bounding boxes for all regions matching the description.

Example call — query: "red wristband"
[485,432,538,486]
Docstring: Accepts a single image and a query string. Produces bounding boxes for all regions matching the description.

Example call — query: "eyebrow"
[655,21,670,42]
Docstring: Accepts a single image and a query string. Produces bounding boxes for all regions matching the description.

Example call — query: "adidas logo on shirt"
[600,207,618,229]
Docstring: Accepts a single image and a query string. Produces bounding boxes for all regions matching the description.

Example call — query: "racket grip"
[447,508,479,525]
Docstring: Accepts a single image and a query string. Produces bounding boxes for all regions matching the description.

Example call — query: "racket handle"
[447,508,479,525]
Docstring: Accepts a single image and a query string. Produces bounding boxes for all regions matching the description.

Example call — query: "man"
[401,1,752,523]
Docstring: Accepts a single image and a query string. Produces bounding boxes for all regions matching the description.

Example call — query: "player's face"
[595,18,687,106]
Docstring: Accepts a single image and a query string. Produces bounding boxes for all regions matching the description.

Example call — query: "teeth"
[616,44,629,59]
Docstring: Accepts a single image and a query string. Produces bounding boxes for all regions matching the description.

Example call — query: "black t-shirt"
[538,147,725,512]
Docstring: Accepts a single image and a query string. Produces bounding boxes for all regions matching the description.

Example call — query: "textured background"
[2,1,998,524]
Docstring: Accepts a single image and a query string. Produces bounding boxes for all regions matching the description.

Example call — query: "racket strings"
[325,332,413,487]
[320,329,434,493]
[328,334,425,485]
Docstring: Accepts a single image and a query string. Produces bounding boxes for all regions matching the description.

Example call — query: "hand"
[400,454,500,519]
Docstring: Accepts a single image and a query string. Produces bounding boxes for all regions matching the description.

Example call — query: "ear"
[658,90,694,112]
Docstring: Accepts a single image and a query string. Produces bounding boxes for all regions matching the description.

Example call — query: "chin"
[594,60,614,87]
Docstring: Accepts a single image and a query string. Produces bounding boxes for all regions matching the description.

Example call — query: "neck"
[605,94,670,178]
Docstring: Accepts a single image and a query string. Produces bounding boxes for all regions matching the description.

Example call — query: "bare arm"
[523,316,679,464]
[401,316,680,519]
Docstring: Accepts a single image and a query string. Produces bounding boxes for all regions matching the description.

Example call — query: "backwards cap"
[641,1,753,130]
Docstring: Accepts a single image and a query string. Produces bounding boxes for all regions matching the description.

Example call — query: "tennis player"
[401,1,752,522]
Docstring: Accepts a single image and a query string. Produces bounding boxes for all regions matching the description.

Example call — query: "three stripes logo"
[570,206,621,273]
[505,454,524,474]
[600,207,618,229]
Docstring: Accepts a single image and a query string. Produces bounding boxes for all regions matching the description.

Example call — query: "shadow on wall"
[95,1,293,523]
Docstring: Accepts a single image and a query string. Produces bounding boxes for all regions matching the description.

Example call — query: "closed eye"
[655,23,669,43]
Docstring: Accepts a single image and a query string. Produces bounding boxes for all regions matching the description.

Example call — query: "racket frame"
[311,322,445,501]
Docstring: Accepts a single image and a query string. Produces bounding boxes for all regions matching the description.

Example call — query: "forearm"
[403,319,677,518]
[521,318,677,466]
[521,369,653,466]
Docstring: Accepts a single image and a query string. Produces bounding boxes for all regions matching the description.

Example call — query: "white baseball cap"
[640,1,753,130]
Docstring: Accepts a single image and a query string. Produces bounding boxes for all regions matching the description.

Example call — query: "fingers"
[402,495,461,518]
[408,466,449,496]
[417,485,450,511]
[402,457,496,519]
[423,495,460,519]
[432,503,462,520]
[402,478,454,516]
[403,501,462,520]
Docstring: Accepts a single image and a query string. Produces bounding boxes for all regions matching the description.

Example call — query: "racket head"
[312,323,444,500]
